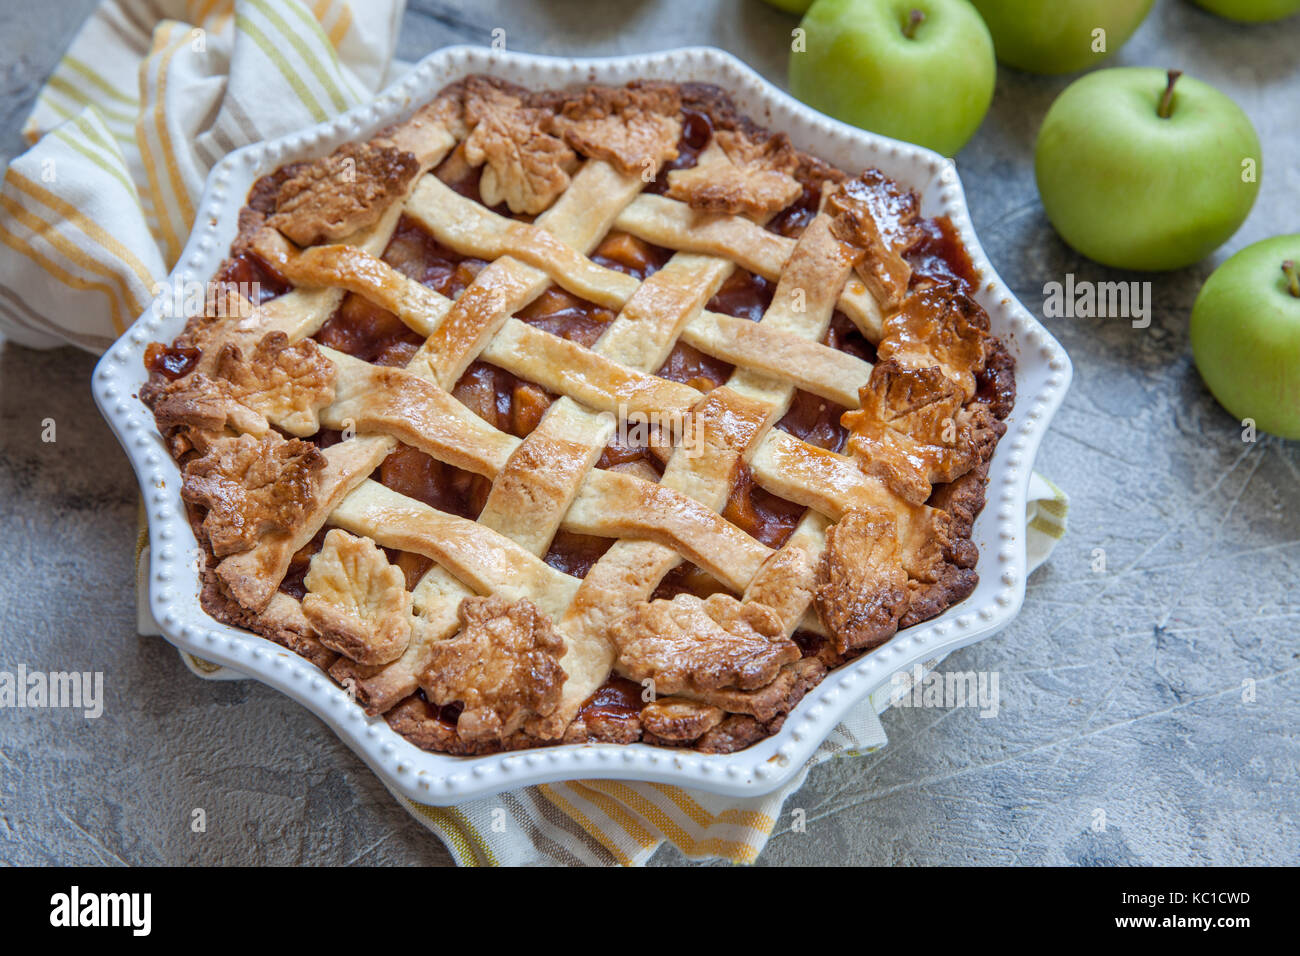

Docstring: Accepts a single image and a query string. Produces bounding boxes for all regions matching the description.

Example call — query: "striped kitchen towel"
[0,0,402,350]
[9,0,1070,866]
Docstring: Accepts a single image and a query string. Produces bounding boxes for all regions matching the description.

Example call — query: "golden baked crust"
[844,360,999,505]
[640,697,726,741]
[461,77,577,214]
[815,508,910,656]
[666,128,802,216]
[877,281,990,399]
[548,82,682,175]
[142,75,1016,758]
[828,174,914,311]
[611,593,800,695]
[268,142,419,246]
[215,332,336,436]
[900,496,983,628]
[150,372,268,447]
[684,658,827,723]
[694,714,769,754]
[302,529,412,665]
[421,596,567,744]
[385,695,533,756]
[180,432,324,557]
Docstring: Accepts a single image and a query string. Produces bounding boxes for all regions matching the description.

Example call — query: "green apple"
[970,0,1155,74]
[1035,68,1261,271]
[1191,236,1300,438]
[1189,0,1300,22]
[761,0,816,13]
[789,0,996,156]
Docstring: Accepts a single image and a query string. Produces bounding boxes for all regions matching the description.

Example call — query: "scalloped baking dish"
[92,46,1071,804]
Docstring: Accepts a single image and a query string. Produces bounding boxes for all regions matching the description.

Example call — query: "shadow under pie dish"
[138,71,1016,757]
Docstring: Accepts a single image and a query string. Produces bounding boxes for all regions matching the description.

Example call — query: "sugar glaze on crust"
[141,76,1015,756]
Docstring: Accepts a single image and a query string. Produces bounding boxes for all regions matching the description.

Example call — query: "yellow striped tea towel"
[0,0,403,350]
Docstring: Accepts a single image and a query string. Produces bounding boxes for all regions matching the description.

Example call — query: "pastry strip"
[614,193,884,340]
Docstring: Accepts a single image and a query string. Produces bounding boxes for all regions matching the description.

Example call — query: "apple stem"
[1157,70,1182,119]
[1284,261,1300,299]
[903,9,925,39]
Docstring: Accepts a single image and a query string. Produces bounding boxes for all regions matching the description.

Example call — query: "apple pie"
[141,76,1016,755]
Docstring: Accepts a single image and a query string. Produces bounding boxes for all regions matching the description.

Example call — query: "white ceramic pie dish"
[93,45,1071,804]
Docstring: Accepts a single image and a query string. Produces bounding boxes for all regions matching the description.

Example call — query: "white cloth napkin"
[9,0,1070,866]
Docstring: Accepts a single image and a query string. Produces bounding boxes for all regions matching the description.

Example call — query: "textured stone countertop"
[1,0,1296,866]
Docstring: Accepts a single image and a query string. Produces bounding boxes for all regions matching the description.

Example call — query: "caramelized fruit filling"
[575,675,643,727]
[379,442,489,520]
[214,249,291,304]
[646,107,713,195]
[516,286,615,347]
[543,531,614,578]
[909,216,978,293]
[386,215,488,297]
[710,267,775,321]
[317,288,425,366]
[144,342,201,380]
[652,561,734,601]
[723,464,804,550]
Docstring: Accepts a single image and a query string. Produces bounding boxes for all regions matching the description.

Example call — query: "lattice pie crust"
[142,77,1015,755]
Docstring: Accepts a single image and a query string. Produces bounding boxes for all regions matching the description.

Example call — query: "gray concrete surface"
[1,0,1297,866]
